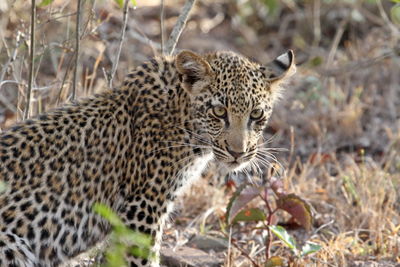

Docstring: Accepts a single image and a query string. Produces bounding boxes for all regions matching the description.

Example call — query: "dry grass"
[0,0,399,266]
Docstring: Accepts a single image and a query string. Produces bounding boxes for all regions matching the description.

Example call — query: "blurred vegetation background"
[0,0,399,266]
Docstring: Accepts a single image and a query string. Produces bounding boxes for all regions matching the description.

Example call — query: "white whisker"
[146,143,210,156]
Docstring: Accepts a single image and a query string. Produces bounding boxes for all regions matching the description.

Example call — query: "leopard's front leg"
[117,194,171,267]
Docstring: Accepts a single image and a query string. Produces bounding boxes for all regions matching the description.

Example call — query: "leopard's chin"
[219,160,250,172]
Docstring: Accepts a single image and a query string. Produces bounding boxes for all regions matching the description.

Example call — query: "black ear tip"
[264,50,296,81]
[287,50,294,61]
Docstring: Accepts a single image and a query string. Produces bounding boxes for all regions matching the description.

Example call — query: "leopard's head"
[176,50,296,171]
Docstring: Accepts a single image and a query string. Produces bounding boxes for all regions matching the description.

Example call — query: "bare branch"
[24,0,36,120]
[222,231,260,267]
[56,54,75,105]
[319,50,397,77]
[128,22,160,55]
[160,0,165,55]
[128,30,161,50]
[324,19,348,73]
[108,0,130,89]
[0,32,23,82]
[377,0,400,37]
[0,80,19,113]
[164,0,196,56]
[72,0,82,101]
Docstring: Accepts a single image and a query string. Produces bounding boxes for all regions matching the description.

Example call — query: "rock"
[161,246,223,267]
[186,235,228,252]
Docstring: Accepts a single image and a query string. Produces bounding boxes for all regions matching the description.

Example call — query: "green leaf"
[93,203,152,248]
[277,194,313,230]
[265,256,285,267]
[114,0,137,9]
[105,243,128,267]
[263,0,279,16]
[342,175,360,205]
[0,181,6,194]
[300,241,322,257]
[309,56,323,67]
[131,246,151,259]
[93,203,155,266]
[93,203,124,227]
[269,225,298,255]
[123,230,152,248]
[391,4,400,25]
[38,0,54,7]
[114,0,124,8]
[226,184,262,224]
[232,208,266,224]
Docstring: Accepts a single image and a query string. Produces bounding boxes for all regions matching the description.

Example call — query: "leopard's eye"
[250,108,264,120]
[212,105,227,118]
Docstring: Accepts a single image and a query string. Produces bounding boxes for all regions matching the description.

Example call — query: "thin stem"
[0,81,19,113]
[128,29,161,51]
[312,0,321,47]
[72,0,82,100]
[288,126,295,168]
[108,0,130,88]
[164,0,196,55]
[24,0,36,119]
[260,190,276,261]
[56,54,75,105]
[222,231,260,267]
[160,0,165,55]
[227,226,232,267]
[325,18,348,70]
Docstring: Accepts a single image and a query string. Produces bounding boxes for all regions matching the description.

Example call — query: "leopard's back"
[0,90,137,265]
[0,50,295,267]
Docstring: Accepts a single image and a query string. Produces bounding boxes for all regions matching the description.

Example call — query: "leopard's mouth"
[214,154,253,171]
[219,160,249,172]
[212,147,256,167]
[228,149,258,171]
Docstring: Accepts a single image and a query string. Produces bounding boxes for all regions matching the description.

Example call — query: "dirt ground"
[0,0,399,266]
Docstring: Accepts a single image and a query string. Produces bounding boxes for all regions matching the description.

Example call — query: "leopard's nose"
[227,148,245,159]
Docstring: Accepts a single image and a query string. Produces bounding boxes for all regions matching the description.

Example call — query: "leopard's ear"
[263,50,296,84]
[176,50,213,95]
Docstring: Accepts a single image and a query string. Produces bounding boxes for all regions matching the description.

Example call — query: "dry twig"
[130,21,159,56]
[325,18,348,70]
[319,50,398,77]
[107,0,130,88]
[72,0,82,100]
[164,0,196,56]
[160,0,166,55]
[0,81,19,113]
[0,33,23,82]
[24,0,36,119]
[56,55,75,105]
[229,237,260,267]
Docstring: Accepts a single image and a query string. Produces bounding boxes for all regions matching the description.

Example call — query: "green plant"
[225,177,321,266]
[93,203,154,267]
[0,181,6,194]
[390,2,400,25]
[114,0,137,8]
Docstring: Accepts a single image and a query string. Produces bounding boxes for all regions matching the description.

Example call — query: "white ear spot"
[275,53,290,67]
[264,50,296,81]
[262,50,296,101]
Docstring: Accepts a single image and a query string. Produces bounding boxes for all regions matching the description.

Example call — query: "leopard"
[0,49,296,267]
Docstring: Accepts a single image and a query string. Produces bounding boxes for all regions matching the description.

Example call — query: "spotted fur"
[0,50,295,267]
